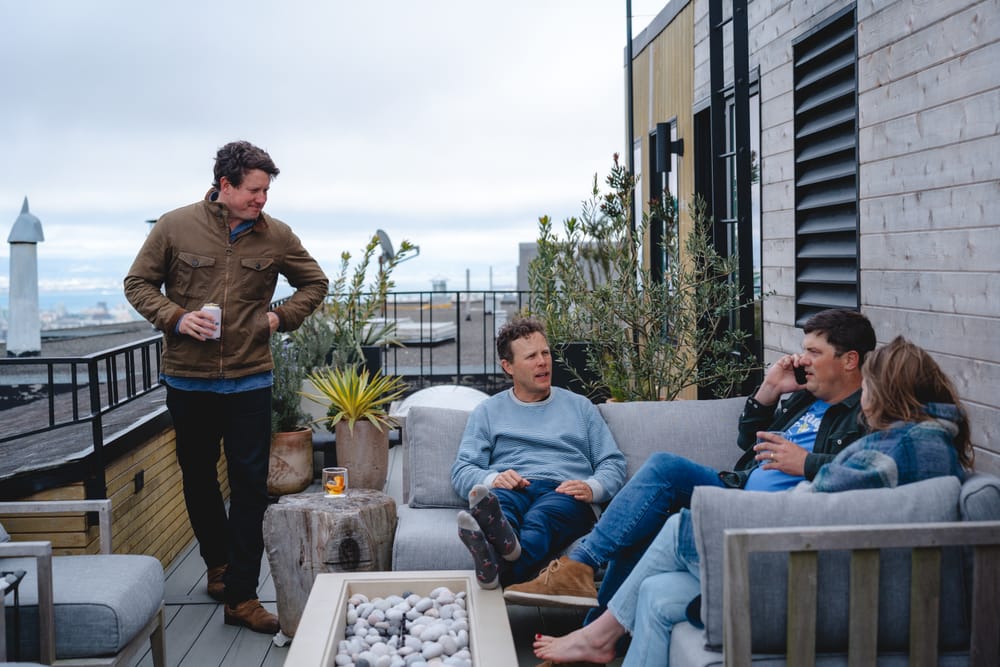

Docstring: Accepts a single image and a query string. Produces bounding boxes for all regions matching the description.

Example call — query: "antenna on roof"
[376,229,395,263]
[376,229,419,268]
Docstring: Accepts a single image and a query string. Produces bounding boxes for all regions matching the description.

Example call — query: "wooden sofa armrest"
[723,521,1000,667]
[0,499,112,554]
[0,540,55,664]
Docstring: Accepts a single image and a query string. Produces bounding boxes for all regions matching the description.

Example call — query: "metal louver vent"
[793,6,859,326]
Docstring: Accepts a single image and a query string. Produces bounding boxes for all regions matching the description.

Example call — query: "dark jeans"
[493,479,597,586]
[570,452,727,622]
[166,385,271,604]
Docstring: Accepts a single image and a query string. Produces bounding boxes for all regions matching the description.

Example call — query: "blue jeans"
[608,510,701,667]
[570,452,725,620]
[167,385,272,604]
[493,480,596,586]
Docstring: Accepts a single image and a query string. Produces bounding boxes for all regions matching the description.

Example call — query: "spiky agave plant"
[303,365,408,435]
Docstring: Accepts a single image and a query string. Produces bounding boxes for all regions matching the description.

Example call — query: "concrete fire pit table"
[285,570,517,666]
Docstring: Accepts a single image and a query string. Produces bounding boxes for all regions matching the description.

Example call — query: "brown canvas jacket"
[124,195,328,379]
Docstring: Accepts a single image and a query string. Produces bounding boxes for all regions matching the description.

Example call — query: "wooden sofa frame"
[723,520,1000,667]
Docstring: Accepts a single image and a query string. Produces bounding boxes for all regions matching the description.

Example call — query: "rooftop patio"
[124,445,609,667]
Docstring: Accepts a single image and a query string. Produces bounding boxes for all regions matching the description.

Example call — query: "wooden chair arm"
[0,499,112,554]
[0,540,55,664]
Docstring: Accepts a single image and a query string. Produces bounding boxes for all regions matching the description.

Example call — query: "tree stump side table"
[263,488,397,637]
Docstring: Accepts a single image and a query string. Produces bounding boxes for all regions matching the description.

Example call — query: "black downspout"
[626,0,635,232]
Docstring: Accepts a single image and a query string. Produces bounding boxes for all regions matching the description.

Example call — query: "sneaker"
[224,598,280,634]
[503,556,598,608]
[206,564,227,602]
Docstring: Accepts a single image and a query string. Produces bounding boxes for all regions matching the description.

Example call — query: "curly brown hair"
[212,140,280,188]
[861,336,973,468]
[496,316,547,365]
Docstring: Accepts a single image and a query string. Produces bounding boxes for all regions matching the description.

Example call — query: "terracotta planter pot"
[334,421,389,491]
[268,427,314,496]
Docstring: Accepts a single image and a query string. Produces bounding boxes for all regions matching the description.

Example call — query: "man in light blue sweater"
[451,317,626,589]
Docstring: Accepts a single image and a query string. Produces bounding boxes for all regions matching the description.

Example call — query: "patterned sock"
[468,484,521,561]
[457,510,500,589]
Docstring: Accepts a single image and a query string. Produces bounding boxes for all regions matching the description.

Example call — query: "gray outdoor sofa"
[392,398,1000,664]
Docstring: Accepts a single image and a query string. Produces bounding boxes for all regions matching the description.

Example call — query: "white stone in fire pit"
[286,570,517,666]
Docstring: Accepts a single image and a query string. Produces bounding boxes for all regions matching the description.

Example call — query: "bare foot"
[533,626,619,665]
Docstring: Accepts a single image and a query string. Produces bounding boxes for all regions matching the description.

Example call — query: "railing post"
[86,358,107,499]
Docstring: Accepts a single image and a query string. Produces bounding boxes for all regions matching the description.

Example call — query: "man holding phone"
[504,308,876,617]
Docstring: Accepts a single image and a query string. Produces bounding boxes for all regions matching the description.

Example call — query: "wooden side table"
[263,488,397,637]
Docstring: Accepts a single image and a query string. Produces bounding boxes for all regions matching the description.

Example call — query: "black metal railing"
[0,290,534,446]
[375,290,533,394]
[0,335,164,446]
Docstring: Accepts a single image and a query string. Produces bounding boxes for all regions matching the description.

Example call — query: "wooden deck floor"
[124,444,608,667]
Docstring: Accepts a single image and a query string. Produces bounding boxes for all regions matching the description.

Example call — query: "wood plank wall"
[633,1,698,400]
[692,0,999,473]
[2,428,230,568]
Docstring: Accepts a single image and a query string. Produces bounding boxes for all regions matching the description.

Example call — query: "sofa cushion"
[597,397,745,477]
[691,476,965,653]
[392,505,472,571]
[958,473,1000,521]
[2,554,163,660]
[404,406,470,508]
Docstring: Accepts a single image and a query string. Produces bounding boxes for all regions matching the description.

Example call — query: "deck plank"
[177,606,239,667]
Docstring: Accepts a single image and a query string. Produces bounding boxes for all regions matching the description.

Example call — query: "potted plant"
[529,155,763,402]
[267,332,314,495]
[302,365,408,490]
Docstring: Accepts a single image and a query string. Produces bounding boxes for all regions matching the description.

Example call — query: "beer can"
[202,303,221,340]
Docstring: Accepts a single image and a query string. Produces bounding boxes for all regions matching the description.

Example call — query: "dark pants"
[166,385,271,604]
[493,480,597,586]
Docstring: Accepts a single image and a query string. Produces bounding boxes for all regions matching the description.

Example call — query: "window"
[792,5,859,325]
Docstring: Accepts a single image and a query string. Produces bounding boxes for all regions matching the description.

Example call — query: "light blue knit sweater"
[450,387,626,503]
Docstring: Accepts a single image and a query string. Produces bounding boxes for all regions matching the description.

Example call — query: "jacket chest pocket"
[173,252,217,299]
[239,257,278,301]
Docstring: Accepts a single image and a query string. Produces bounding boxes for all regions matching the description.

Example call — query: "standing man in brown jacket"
[125,140,328,633]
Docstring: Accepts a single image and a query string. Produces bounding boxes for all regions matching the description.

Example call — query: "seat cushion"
[2,554,164,660]
[691,476,965,654]
[392,505,471,571]
[404,406,470,508]
[958,473,1000,521]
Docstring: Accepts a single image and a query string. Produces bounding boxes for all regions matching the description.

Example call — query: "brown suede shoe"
[224,598,280,634]
[206,564,227,602]
[503,556,598,608]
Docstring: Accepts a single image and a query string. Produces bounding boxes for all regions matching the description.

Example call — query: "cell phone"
[793,365,807,385]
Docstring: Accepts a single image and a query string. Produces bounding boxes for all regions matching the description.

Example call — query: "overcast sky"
[1,0,665,297]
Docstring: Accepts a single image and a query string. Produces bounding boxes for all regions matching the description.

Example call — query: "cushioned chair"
[0,499,165,666]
